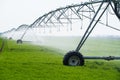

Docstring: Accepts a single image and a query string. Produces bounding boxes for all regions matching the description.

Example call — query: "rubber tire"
[63,51,84,66]
[17,39,23,44]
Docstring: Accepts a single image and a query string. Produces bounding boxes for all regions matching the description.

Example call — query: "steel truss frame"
[17,1,97,38]
[19,0,120,40]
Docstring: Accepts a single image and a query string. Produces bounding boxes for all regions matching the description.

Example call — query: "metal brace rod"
[59,10,72,23]
[45,12,56,24]
[70,7,82,19]
[38,15,49,26]
[54,15,64,26]
[30,15,45,28]
[85,3,95,12]
[20,26,31,40]
[77,5,84,13]
[57,9,68,19]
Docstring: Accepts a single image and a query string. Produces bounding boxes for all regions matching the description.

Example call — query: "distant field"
[81,37,120,56]
[34,36,120,56]
[0,37,120,80]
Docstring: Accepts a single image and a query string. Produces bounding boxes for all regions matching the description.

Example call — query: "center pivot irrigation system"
[1,0,120,66]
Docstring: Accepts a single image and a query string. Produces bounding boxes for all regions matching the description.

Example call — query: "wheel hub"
[68,56,80,66]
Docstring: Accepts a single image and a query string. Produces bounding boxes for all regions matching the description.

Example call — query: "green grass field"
[0,37,120,80]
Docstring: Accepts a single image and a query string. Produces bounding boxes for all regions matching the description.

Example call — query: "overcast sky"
[0,0,89,32]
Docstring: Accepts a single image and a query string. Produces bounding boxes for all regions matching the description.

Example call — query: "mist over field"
[32,36,120,56]
[2,31,120,57]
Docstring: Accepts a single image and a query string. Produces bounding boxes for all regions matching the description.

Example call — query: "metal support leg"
[75,1,110,52]
[19,26,30,40]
